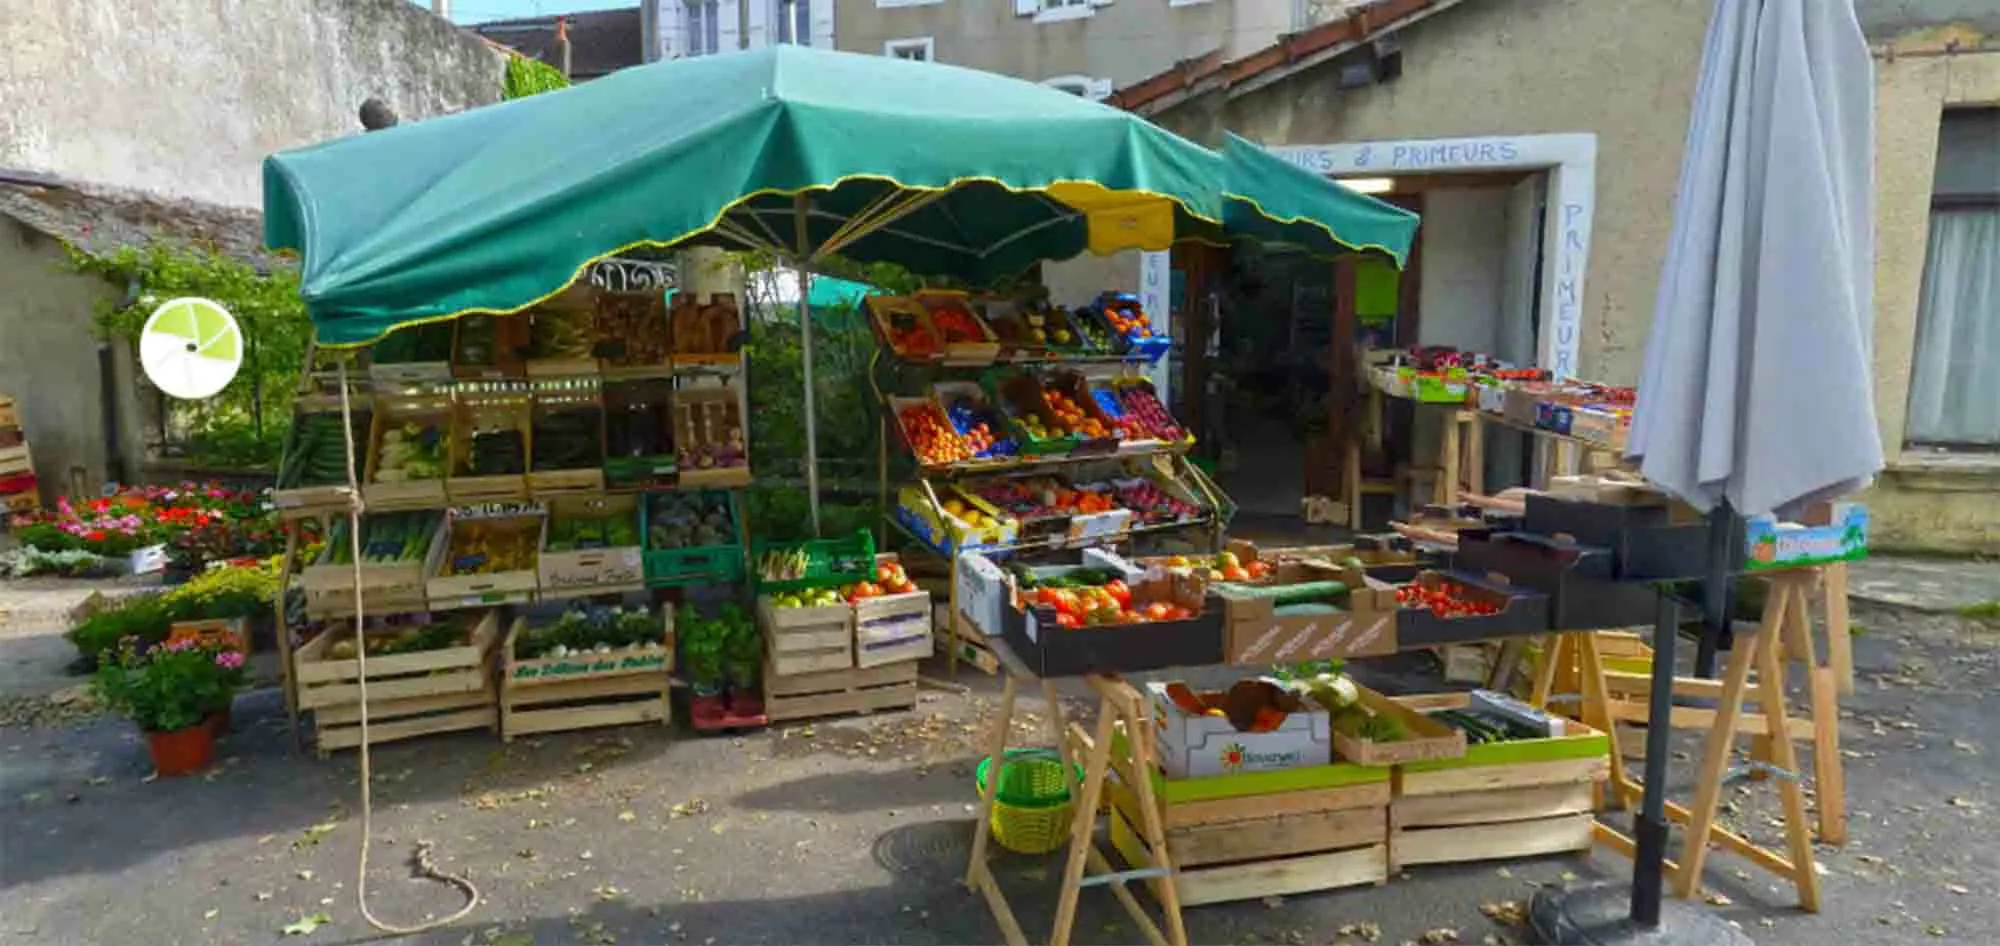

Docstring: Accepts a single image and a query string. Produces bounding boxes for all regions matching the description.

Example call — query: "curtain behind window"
[1905,208,2000,446]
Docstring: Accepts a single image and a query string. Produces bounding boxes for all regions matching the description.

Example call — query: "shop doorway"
[1181,164,1560,527]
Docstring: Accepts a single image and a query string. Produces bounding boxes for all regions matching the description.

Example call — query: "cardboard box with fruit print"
[1147,679,1333,779]
[1743,503,1868,571]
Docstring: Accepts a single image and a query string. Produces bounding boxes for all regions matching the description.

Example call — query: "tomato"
[1143,601,1172,621]
[1054,612,1082,629]
[1052,590,1082,617]
[1104,579,1132,607]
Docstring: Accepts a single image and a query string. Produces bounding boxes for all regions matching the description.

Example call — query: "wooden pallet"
[499,613,673,740]
[295,610,500,755]
[763,660,917,723]
[1388,693,1609,869]
[1095,725,1391,907]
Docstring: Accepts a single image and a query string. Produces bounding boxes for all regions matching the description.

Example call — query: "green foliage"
[66,595,175,664]
[91,638,242,733]
[504,56,570,99]
[1960,600,2000,624]
[67,244,309,468]
[64,562,280,662]
[677,602,754,692]
[162,562,282,622]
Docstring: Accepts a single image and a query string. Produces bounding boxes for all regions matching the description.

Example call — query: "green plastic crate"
[752,529,877,594]
[642,490,745,588]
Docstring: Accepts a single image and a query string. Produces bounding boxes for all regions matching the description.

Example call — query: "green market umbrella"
[263,46,1412,529]
[1220,133,1419,266]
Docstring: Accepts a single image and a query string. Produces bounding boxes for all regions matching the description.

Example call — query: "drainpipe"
[433,0,452,18]
[100,275,141,487]
[557,17,574,78]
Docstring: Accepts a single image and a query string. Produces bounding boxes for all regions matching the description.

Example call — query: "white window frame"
[876,0,942,6]
[884,36,935,61]
[683,0,722,56]
[1042,74,1112,101]
[1027,0,1096,24]
[771,0,810,45]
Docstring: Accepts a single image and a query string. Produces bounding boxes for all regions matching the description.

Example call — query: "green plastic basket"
[975,749,1084,855]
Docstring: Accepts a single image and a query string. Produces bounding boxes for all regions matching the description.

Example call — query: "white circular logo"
[138,298,243,400]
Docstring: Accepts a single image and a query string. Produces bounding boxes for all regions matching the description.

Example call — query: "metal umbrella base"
[1529,883,1753,946]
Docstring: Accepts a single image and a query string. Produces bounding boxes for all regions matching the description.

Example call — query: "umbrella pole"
[1629,590,1679,926]
[1694,503,1736,676]
[797,261,821,536]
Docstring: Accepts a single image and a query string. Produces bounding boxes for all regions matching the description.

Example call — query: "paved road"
[0,582,1994,944]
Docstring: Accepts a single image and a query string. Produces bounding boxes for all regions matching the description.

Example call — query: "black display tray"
[1000,601,1223,677]
[1451,529,1658,631]
[1522,494,1744,581]
[1395,569,1552,647]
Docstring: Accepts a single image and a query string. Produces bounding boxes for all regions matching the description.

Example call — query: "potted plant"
[90,636,241,775]
[719,605,763,718]
[679,604,729,727]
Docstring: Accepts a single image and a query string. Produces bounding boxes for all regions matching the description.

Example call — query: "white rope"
[335,360,481,934]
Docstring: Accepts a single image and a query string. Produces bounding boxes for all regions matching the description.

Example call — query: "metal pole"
[1629,590,1678,927]
[1694,502,1735,676]
[797,263,820,535]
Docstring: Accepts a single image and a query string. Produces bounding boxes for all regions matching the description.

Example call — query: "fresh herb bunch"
[676,602,754,692]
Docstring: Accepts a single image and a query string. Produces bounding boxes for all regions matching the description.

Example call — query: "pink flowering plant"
[8,480,275,563]
[90,636,243,733]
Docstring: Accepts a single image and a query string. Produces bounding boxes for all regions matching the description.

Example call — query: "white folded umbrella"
[1626,0,1883,517]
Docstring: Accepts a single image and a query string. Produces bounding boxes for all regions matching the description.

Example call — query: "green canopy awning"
[265,46,1231,347]
[1221,133,1419,266]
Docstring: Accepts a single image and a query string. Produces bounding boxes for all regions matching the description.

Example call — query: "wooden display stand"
[1087,725,1391,907]
[1537,568,1848,913]
[969,642,1187,946]
[1386,693,1609,869]
[499,612,674,740]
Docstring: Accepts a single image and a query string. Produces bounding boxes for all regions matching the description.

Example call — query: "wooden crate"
[538,494,645,597]
[361,395,450,510]
[0,443,32,477]
[763,659,917,723]
[295,610,500,755]
[1387,693,1610,869]
[299,518,432,619]
[446,383,531,504]
[853,590,932,669]
[1333,685,1467,766]
[426,513,541,611]
[758,596,853,676]
[1097,725,1391,907]
[499,611,674,740]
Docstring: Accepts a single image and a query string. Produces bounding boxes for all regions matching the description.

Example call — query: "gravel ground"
[0,590,1994,945]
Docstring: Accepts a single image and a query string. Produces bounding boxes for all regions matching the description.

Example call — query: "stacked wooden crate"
[1098,726,1393,906]
[498,609,674,740]
[0,395,38,514]
[1388,693,1610,868]
[294,610,501,755]
[757,590,929,723]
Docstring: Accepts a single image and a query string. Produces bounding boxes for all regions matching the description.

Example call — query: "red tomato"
[1143,602,1172,621]
[1104,579,1132,607]
[1055,612,1082,629]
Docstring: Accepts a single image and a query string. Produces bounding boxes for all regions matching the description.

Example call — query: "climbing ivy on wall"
[504,56,570,100]
[67,245,312,469]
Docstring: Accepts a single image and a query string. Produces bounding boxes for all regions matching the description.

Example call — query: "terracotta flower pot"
[146,723,217,777]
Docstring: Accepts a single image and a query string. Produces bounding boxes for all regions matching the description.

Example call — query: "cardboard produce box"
[1146,681,1332,779]
[1218,563,1400,666]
